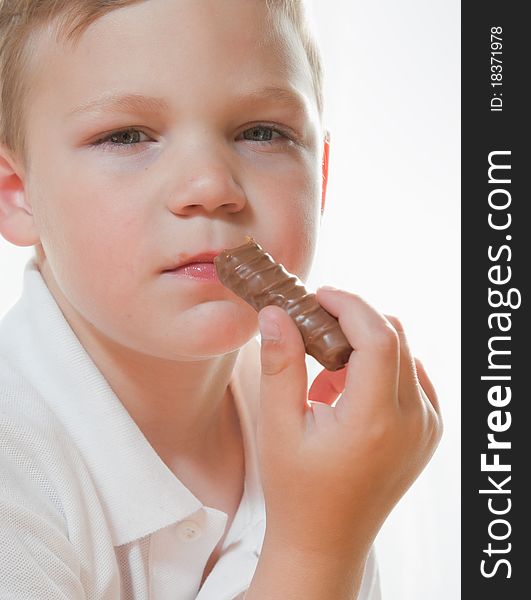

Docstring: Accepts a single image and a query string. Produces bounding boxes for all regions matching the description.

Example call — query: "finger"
[384,315,419,408]
[308,366,347,405]
[385,316,442,425]
[415,357,442,418]
[315,287,399,417]
[258,305,308,441]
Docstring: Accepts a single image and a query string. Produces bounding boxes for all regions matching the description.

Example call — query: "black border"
[461,3,528,596]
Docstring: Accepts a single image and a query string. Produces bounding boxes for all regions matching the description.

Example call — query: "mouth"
[161,250,222,282]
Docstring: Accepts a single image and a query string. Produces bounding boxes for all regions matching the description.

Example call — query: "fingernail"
[259,312,281,341]
[319,285,339,292]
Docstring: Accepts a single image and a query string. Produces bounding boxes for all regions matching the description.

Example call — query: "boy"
[0,0,442,598]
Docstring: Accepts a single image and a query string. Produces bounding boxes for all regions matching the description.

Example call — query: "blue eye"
[92,128,149,150]
[105,129,143,144]
[242,125,288,143]
[90,124,296,153]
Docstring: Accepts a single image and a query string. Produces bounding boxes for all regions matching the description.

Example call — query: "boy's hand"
[256,286,443,559]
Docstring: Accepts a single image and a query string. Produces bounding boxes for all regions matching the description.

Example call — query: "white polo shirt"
[0,258,381,599]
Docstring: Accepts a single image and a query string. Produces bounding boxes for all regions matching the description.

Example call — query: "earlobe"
[321,130,330,215]
[0,143,38,247]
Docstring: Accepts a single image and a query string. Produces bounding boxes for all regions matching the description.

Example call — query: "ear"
[0,143,39,247]
[321,130,330,216]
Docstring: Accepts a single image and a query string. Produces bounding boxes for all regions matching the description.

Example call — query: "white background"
[303,1,460,598]
[0,1,460,598]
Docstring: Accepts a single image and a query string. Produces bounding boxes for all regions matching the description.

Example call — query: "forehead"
[26,0,317,124]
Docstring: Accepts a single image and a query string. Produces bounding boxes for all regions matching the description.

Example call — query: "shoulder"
[0,356,121,598]
[0,353,59,431]
[0,354,90,526]
[0,353,70,466]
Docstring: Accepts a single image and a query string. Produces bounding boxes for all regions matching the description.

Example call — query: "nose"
[167,150,247,216]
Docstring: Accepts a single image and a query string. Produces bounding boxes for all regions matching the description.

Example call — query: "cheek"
[34,183,146,305]
[54,180,143,259]
[261,156,320,279]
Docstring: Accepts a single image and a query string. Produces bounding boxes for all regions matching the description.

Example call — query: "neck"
[88,334,240,459]
[37,251,241,465]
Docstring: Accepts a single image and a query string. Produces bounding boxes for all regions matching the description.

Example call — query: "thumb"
[258,305,308,439]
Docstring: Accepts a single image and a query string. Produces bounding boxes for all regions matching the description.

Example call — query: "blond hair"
[0,0,324,171]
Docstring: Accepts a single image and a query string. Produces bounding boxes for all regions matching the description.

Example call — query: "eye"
[90,128,151,152]
[239,124,294,145]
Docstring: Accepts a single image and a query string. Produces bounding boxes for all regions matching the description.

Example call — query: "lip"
[165,262,220,282]
[162,250,222,273]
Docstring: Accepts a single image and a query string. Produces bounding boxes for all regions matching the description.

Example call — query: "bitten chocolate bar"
[214,236,353,371]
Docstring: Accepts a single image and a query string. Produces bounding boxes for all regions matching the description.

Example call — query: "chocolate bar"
[214,236,353,371]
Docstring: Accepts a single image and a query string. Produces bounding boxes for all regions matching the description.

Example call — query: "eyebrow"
[233,86,309,114]
[66,86,309,119]
[67,93,170,119]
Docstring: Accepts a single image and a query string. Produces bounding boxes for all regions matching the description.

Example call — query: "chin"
[147,304,255,359]
[185,313,257,358]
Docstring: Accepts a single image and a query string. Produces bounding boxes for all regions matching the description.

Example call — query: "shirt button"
[176,520,202,541]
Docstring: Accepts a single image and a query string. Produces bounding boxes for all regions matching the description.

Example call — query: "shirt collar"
[0,258,265,547]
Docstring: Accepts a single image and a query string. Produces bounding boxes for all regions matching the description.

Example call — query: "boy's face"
[19,0,325,359]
